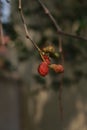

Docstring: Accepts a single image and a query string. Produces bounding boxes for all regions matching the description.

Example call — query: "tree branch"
[37,0,87,41]
[37,0,65,120]
[0,20,4,45]
[18,0,41,52]
[0,0,4,45]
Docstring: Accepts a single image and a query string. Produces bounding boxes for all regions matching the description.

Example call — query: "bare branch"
[18,0,41,52]
[0,1,4,45]
[38,0,65,120]
[0,21,4,45]
[58,74,64,121]
[38,0,87,41]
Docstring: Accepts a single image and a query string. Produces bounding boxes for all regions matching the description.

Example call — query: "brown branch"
[0,0,4,45]
[58,36,64,121]
[37,0,87,41]
[38,0,65,120]
[18,0,41,52]
[58,75,64,121]
[0,20,4,45]
[58,36,64,64]
[58,37,64,121]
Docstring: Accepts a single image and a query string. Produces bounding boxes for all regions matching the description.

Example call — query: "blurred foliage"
[34,74,46,85]
[3,23,17,40]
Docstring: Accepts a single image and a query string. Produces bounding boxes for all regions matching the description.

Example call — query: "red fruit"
[50,64,64,73]
[43,55,51,65]
[38,62,49,76]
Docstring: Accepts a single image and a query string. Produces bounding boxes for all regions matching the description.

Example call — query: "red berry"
[38,62,49,76]
[43,55,51,65]
[50,64,64,73]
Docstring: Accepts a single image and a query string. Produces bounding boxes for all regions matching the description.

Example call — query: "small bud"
[49,52,59,59]
[43,45,55,53]
[54,53,59,58]
[50,64,64,73]
[38,62,49,76]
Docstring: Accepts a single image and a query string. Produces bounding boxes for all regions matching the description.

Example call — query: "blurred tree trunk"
[0,75,35,130]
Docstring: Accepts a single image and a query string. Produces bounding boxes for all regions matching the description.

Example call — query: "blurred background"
[0,0,87,130]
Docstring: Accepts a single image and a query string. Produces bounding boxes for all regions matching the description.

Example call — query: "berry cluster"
[38,45,64,77]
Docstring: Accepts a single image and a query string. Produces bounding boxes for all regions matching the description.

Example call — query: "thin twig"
[58,38,64,122]
[38,0,87,41]
[38,0,65,120]
[58,36,64,120]
[18,0,41,52]
[0,20,4,45]
[38,0,61,32]
[58,75,64,121]
[0,0,4,45]
[57,31,87,41]
[58,36,64,64]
